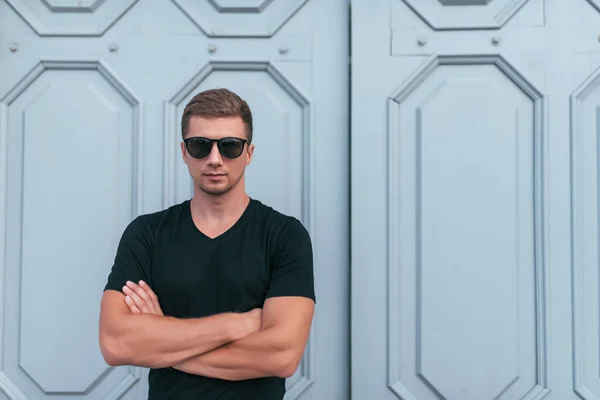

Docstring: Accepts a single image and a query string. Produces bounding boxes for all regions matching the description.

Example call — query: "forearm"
[172,327,300,380]
[101,312,243,369]
[174,360,271,381]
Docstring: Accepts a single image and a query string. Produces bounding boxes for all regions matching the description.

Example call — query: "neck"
[190,180,249,222]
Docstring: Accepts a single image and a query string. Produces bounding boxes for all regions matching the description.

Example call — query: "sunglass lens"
[219,138,245,158]
[187,138,212,158]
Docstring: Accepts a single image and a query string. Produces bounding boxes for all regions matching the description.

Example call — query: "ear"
[180,141,188,164]
[245,143,255,166]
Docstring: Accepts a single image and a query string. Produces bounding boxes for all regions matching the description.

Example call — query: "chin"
[198,183,232,196]
[202,188,231,196]
[194,173,243,196]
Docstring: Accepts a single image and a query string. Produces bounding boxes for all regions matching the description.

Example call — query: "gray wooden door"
[0,0,349,399]
[351,0,600,399]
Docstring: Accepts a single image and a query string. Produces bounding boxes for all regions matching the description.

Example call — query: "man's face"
[180,116,254,196]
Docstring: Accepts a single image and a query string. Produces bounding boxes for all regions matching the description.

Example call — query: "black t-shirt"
[103,198,315,400]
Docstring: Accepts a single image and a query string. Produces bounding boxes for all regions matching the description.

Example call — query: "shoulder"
[251,199,312,256]
[252,199,310,241]
[122,200,189,239]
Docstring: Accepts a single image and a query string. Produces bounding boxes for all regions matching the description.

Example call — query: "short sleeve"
[104,215,154,293]
[265,218,315,303]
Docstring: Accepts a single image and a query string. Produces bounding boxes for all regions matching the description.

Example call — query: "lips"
[205,173,225,179]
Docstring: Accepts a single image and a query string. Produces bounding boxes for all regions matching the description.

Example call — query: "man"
[98,88,315,399]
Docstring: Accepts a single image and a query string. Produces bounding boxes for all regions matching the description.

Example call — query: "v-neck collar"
[184,198,254,243]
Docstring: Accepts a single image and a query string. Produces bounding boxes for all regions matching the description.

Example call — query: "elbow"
[275,350,303,379]
[100,333,167,369]
[99,333,130,367]
[277,365,298,379]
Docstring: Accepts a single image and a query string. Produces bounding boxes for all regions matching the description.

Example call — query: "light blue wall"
[352,0,600,399]
[0,0,348,399]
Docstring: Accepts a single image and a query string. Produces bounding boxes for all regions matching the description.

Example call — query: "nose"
[206,141,223,166]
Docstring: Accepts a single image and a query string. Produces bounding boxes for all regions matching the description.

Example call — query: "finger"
[139,280,163,315]
[124,296,140,313]
[139,280,158,301]
[123,285,150,313]
[127,281,162,316]
[134,281,158,314]
[138,281,157,306]
[125,281,154,312]
[139,281,163,316]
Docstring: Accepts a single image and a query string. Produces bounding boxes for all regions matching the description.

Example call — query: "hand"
[122,280,164,316]
[241,308,263,336]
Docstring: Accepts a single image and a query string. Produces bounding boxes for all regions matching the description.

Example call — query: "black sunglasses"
[183,136,248,159]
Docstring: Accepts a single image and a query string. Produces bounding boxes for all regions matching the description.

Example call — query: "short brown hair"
[181,88,253,143]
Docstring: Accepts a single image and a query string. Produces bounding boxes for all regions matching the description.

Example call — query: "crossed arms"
[98,281,314,381]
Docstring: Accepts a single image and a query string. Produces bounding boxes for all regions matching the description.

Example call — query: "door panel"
[572,36,600,400]
[171,0,310,37]
[2,62,142,400]
[166,62,311,222]
[0,0,348,399]
[4,0,139,36]
[352,0,599,399]
[388,56,543,400]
